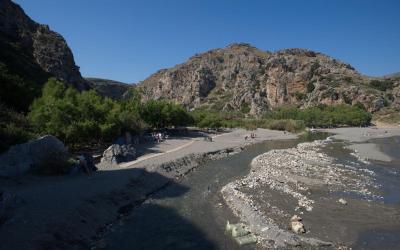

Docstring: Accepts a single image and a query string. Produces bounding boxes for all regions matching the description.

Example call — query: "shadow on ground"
[1,167,217,250]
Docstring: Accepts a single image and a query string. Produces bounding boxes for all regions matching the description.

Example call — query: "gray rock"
[101,144,136,165]
[0,135,69,177]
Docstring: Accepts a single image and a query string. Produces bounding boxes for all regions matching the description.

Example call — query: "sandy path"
[118,133,225,168]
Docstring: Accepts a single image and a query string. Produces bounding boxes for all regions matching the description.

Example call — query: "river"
[102,133,400,250]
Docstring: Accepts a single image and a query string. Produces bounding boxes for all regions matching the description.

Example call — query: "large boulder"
[0,135,69,177]
[101,144,136,165]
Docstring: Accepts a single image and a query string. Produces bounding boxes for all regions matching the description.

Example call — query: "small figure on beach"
[244,135,248,141]
[77,155,93,176]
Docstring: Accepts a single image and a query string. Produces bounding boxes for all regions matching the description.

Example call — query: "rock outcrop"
[140,43,400,116]
[0,0,89,94]
[0,135,69,177]
[86,77,134,99]
[101,144,137,165]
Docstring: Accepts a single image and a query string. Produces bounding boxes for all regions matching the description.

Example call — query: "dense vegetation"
[192,104,371,132]
[263,105,371,127]
[369,79,394,92]
[27,78,192,148]
[0,103,34,152]
[141,100,193,129]
[192,109,305,132]
[0,77,372,153]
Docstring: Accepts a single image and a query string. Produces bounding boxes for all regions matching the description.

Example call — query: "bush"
[28,78,144,147]
[369,80,394,91]
[307,81,315,93]
[294,92,307,100]
[141,100,193,128]
[263,105,371,127]
[0,103,34,153]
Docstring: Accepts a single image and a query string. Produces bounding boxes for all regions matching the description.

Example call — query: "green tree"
[28,78,144,147]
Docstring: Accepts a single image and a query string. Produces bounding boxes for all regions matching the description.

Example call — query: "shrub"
[369,80,394,91]
[294,92,307,100]
[307,81,315,93]
[0,103,34,153]
[28,78,144,147]
[263,105,371,128]
[141,100,193,128]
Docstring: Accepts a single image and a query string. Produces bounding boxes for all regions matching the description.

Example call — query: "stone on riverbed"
[235,234,258,245]
[290,215,306,234]
[226,221,257,245]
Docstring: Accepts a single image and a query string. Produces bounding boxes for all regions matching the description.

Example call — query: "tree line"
[27,78,193,148]
[1,77,372,152]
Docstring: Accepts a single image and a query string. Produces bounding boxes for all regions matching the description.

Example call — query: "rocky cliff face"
[86,77,134,99]
[140,43,399,115]
[0,0,88,90]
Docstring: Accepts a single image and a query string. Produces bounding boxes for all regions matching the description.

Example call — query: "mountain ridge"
[139,43,400,116]
[0,0,89,110]
[85,77,134,99]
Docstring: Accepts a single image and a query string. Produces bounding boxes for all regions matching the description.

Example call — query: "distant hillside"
[85,77,134,99]
[0,0,89,111]
[384,72,400,78]
[140,43,400,116]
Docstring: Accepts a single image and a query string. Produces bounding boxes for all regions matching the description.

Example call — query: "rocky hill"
[140,43,400,116]
[0,0,89,110]
[86,77,134,99]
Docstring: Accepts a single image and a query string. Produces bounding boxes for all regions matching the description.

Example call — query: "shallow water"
[103,134,400,249]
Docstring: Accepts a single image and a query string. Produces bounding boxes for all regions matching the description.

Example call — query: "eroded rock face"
[0,135,69,177]
[140,43,397,116]
[0,0,88,90]
[101,144,137,165]
[85,78,134,99]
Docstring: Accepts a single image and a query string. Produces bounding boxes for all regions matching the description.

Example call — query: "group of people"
[152,132,168,143]
[244,133,257,141]
[71,153,97,177]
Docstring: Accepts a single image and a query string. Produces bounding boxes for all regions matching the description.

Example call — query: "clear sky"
[13,0,400,83]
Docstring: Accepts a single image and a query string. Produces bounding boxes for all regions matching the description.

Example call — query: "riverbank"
[0,128,295,250]
[319,127,400,162]
[221,127,400,249]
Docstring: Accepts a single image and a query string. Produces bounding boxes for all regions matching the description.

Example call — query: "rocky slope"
[140,43,400,116]
[0,0,89,110]
[86,77,134,99]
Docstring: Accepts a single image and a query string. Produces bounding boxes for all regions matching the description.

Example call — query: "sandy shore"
[319,127,400,162]
[0,128,295,250]
[221,127,400,249]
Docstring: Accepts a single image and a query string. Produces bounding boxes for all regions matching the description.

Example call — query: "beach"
[0,128,295,250]
[1,126,399,249]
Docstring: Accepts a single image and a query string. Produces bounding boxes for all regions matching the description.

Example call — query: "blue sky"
[14,0,400,83]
